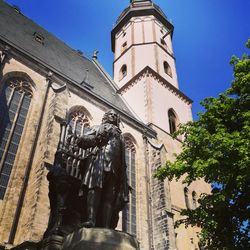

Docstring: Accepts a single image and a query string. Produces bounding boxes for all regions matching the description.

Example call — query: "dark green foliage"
[155,40,250,249]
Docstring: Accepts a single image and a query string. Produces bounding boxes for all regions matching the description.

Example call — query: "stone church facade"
[0,0,210,249]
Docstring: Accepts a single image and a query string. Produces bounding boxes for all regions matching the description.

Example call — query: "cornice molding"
[117,66,193,104]
[113,41,175,65]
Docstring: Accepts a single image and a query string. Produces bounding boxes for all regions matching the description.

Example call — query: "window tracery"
[0,76,33,199]
[68,110,90,136]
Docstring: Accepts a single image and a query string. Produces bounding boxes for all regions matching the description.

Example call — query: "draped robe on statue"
[78,122,130,228]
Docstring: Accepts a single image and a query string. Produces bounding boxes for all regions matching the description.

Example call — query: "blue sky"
[4,0,250,119]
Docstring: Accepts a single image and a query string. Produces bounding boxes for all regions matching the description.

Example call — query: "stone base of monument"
[62,227,139,250]
[11,228,139,250]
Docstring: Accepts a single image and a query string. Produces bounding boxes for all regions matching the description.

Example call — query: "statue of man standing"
[77,109,129,229]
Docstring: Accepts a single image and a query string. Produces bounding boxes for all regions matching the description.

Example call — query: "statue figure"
[44,125,84,237]
[44,109,129,239]
[76,109,129,229]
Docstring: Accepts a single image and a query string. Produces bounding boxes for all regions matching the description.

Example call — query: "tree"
[155,40,250,249]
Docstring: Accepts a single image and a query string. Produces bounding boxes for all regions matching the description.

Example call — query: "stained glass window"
[0,77,32,199]
[68,109,90,136]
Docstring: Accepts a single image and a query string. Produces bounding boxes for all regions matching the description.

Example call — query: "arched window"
[68,106,91,136]
[119,64,127,80]
[192,191,197,209]
[184,187,190,209]
[168,109,177,134]
[0,76,33,199]
[64,107,91,179]
[123,135,136,236]
[163,61,172,78]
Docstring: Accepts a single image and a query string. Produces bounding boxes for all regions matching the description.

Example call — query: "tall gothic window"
[68,107,90,136]
[123,135,136,236]
[0,76,33,199]
[65,107,91,179]
[168,108,177,134]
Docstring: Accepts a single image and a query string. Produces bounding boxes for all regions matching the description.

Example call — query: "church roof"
[0,1,138,121]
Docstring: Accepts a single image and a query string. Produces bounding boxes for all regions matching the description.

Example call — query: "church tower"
[0,1,212,249]
[112,0,192,132]
[112,1,210,250]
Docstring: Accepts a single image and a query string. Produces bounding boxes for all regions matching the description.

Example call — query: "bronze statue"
[77,109,129,229]
[44,110,129,238]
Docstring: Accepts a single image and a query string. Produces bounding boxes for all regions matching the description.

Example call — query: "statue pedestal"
[62,227,139,250]
[11,228,139,250]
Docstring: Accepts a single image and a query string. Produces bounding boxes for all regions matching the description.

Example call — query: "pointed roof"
[0,1,158,137]
[111,0,173,52]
